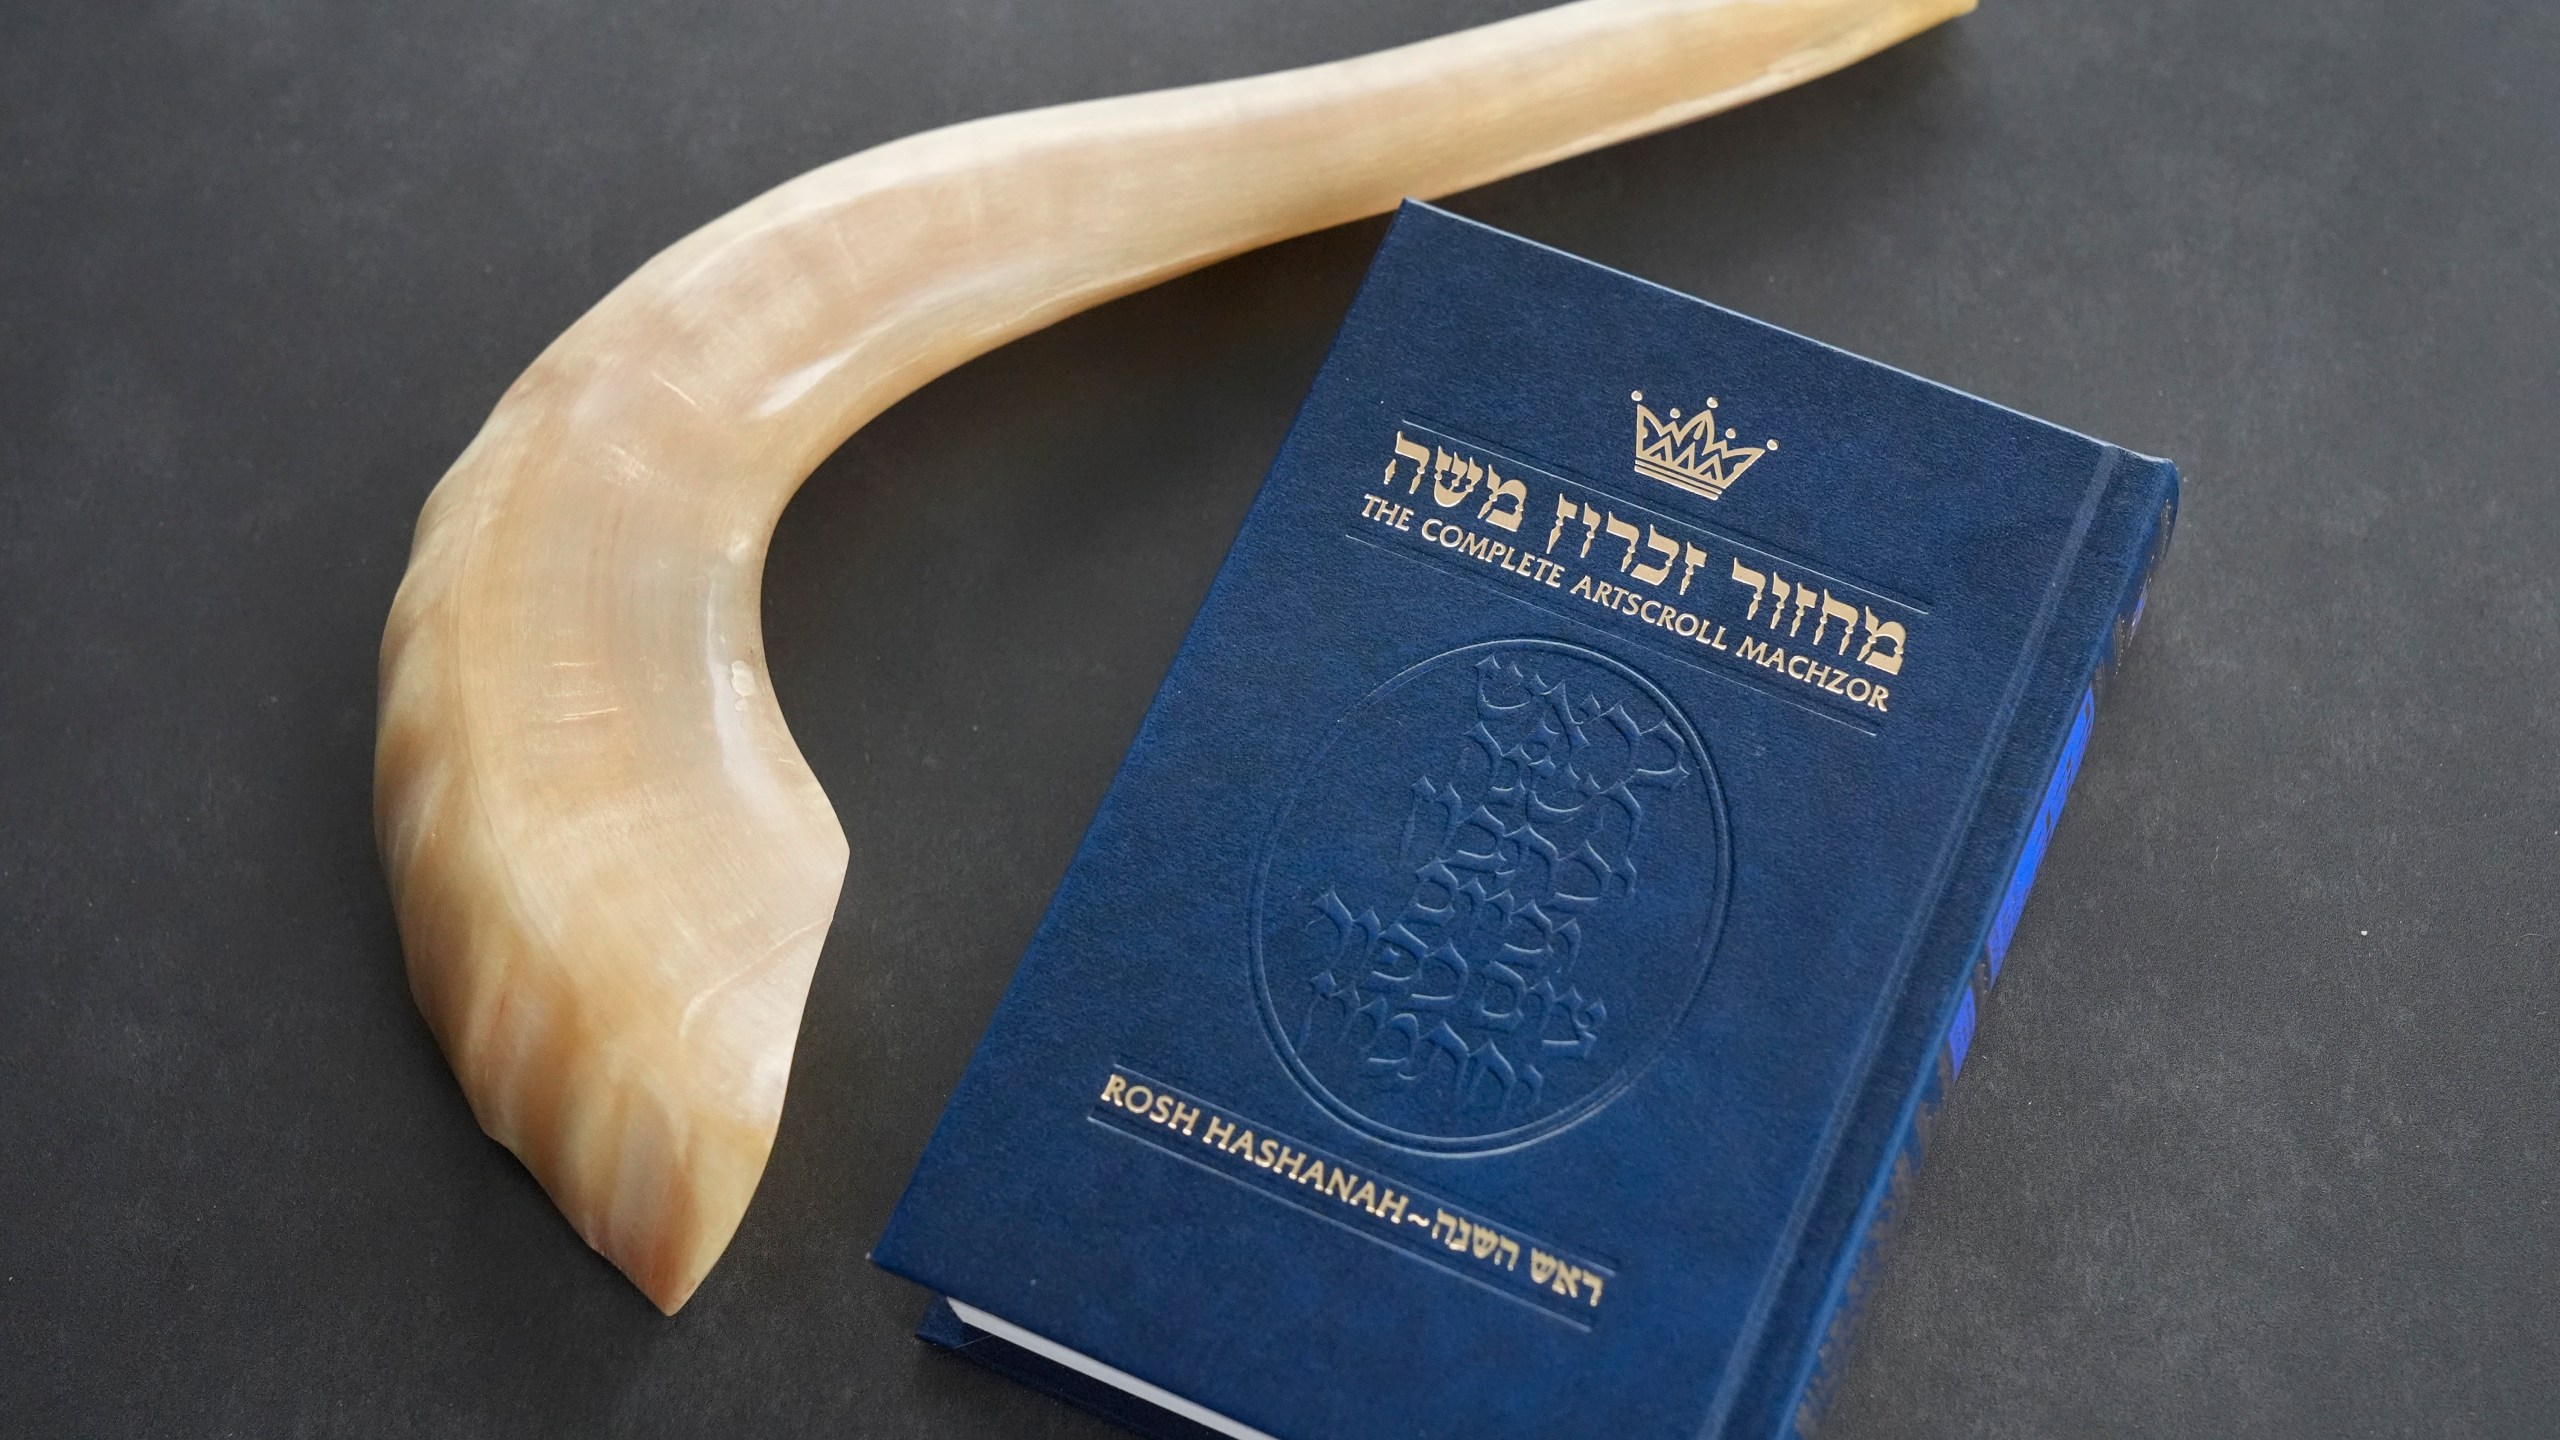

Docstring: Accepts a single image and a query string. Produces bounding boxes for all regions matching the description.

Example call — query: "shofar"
[375,0,1973,1314]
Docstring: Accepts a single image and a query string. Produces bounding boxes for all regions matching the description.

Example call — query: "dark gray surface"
[2,1,2552,1435]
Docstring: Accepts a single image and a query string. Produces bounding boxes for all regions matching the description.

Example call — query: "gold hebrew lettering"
[1551,1262,1583,1299]
[1631,525,1679,585]
[1576,503,1603,559]
[1477,466,1527,532]
[1387,431,1432,493]
[1730,558,1767,620]
[1767,573,1792,628]
[1545,496,1578,553]
[1817,590,1858,652]
[1788,580,1818,637]
[1432,449,1483,508]
[1529,1249,1557,1285]
[1470,1226,1501,1261]
[1678,541,1710,595]
[1605,512,1641,571]
[1432,1208,1469,1250]
[1859,608,1908,675]
[1582,1273,1604,1306]
[1497,1237,1519,1270]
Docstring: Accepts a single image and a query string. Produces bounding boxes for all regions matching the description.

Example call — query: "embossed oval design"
[1252,639,1729,1154]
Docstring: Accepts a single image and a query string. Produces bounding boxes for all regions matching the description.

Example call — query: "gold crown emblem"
[1630,389,1777,501]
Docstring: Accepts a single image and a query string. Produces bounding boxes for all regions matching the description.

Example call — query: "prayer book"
[874,201,2178,1440]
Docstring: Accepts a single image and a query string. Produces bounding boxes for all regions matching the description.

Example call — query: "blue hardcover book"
[873,202,2176,1440]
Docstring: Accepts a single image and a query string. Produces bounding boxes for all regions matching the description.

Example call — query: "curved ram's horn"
[375,0,1972,1314]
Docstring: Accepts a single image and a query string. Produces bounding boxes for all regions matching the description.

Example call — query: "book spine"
[1781,478,2176,1438]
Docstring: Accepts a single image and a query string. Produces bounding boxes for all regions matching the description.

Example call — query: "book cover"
[873,201,2177,1440]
